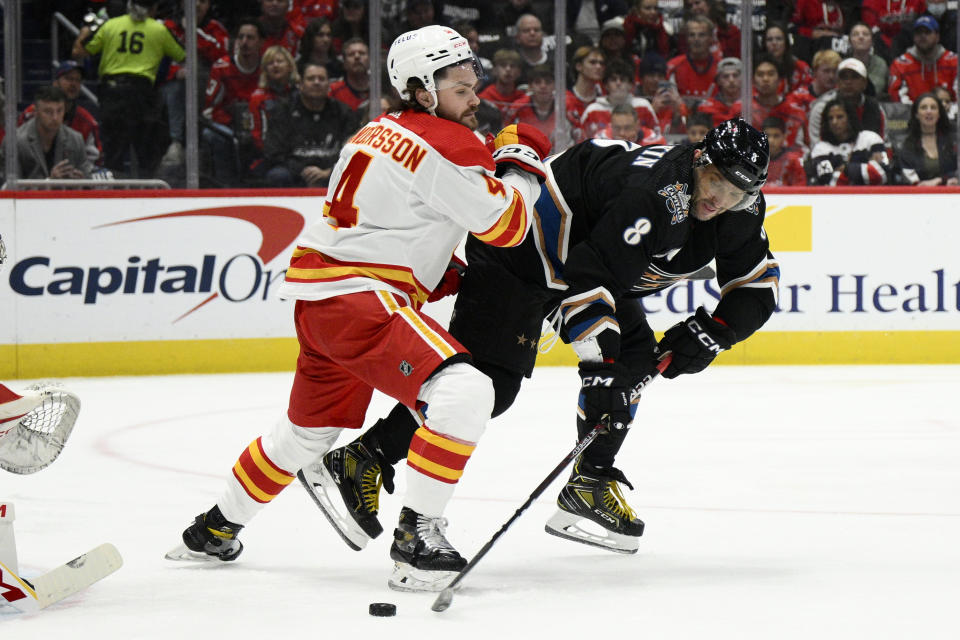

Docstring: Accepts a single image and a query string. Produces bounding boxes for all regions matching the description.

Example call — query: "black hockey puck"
[369,602,397,617]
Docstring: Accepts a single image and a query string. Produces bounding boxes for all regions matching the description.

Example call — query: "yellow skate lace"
[360,465,383,513]
[603,481,638,521]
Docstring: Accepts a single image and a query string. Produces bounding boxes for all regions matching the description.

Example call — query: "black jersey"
[529,139,779,346]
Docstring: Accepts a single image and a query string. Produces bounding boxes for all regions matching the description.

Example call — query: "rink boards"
[1,187,958,377]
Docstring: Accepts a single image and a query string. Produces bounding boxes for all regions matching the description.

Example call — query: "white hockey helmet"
[387,25,482,114]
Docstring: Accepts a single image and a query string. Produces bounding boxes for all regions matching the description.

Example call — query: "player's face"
[692,163,747,220]
[435,65,481,130]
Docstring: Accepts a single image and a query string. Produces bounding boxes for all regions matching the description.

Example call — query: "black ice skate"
[545,458,645,554]
[298,437,395,551]
[165,505,244,562]
[388,506,467,592]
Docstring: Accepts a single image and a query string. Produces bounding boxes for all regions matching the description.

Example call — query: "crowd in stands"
[3,0,959,188]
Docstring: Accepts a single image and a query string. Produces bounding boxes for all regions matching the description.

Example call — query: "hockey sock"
[576,416,629,470]
[404,426,476,517]
[229,437,295,510]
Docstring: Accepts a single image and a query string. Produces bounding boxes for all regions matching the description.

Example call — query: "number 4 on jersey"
[324,151,373,229]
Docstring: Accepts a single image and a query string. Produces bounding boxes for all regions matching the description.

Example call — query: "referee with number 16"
[72,1,185,178]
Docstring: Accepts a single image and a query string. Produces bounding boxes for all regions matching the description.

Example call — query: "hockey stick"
[431,357,671,612]
[0,543,122,612]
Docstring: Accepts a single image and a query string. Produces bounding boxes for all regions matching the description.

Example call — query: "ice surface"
[2,365,958,638]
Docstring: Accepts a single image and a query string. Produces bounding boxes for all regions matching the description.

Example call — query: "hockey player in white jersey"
[170,25,550,592]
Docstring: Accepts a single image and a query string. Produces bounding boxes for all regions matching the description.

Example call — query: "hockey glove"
[578,361,636,432]
[491,123,551,183]
[426,255,466,303]
[657,307,736,379]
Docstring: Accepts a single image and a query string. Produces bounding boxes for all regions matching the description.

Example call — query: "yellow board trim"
[1,331,959,378]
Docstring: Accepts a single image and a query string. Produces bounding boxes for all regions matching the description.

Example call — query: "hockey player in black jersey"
[304,117,778,554]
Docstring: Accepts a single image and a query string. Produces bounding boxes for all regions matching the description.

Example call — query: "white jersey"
[278,109,540,307]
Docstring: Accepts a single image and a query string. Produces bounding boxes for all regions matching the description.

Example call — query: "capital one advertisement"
[0,190,958,375]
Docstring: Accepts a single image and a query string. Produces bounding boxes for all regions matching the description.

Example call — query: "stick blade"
[32,542,123,609]
[431,587,454,612]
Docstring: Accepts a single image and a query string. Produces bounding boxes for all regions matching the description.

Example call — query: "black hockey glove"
[577,361,635,432]
[657,307,737,379]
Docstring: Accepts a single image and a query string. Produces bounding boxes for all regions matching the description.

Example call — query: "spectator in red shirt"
[889,16,959,103]
[668,16,719,98]
[597,103,667,145]
[862,0,926,50]
[298,17,344,81]
[248,45,298,153]
[580,59,660,139]
[566,47,606,138]
[159,0,229,169]
[790,0,845,58]
[505,64,559,143]
[786,49,841,115]
[289,0,337,32]
[331,0,368,54]
[479,49,528,124]
[677,0,739,59]
[21,61,103,167]
[259,0,304,57]
[695,57,742,126]
[751,55,809,149]
[203,19,264,185]
[639,54,689,134]
[762,116,806,185]
[329,37,371,113]
[623,0,674,59]
[761,22,813,95]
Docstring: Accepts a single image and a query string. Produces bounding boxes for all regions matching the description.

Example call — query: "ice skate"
[165,506,244,562]
[388,507,467,592]
[545,458,644,554]
[298,437,395,551]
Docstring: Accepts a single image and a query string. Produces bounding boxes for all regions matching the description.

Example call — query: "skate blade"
[164,543,226,563]
[388,562,460,593]
[544,510,639,555]
[298,465,369,551]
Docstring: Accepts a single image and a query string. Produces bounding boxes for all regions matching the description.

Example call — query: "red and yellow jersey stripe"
[284,246,432,307]
[473,187,529,248]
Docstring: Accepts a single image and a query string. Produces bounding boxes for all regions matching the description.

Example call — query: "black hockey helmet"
[697,117,769,210]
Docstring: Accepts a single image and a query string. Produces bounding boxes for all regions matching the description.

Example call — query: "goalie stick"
[0,543,122,612]
[431,356,671,613]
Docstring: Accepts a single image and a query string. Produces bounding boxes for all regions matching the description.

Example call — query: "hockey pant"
[217,293,493,524]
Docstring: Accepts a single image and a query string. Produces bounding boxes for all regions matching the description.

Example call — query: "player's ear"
[415,87,435,110]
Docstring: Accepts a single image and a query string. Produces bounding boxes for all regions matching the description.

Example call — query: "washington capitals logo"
[657,182,691,224]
